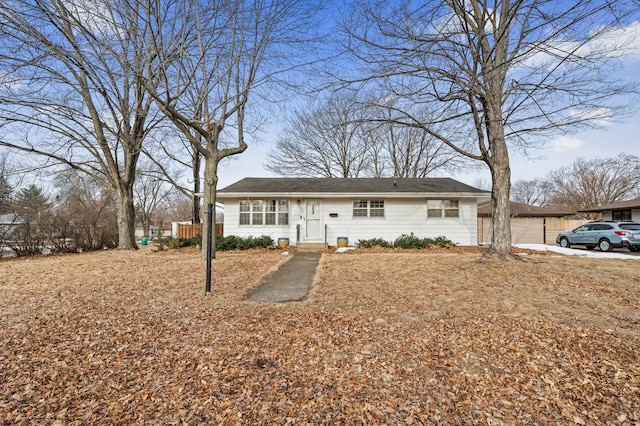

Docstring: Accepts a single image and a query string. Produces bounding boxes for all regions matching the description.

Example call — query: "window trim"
[427,199,460,219]
[612,209,632,221]
[239,199,289,226]
[352,199,385,218]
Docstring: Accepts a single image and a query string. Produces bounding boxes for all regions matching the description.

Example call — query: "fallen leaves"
[1,247,639,424]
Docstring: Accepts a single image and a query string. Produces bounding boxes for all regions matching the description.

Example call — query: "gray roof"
[218,177,489,197]
[579,197,640,212]
[478,201,575,217]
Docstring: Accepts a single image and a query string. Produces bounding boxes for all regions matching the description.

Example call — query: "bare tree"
[146,0,318,260]
[266,95,371,177]
[339,0,639,258]
[267,93,468,178]
[159,189,195,224]
[143,121,204,225]
[0,0,164,249]
[54,171,118,250]
[365,100,470,178]
[510,179,553,206]
[134,164,172,239]
[546,154,640,210]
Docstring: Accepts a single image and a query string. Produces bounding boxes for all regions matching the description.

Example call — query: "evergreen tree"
[0,174,11,214]
[0,155,11,214]
[14,185,52,222]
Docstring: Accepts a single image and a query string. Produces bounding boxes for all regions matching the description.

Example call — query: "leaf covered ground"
[1,247,639,425]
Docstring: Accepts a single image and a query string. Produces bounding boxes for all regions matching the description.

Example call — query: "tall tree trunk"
[116,185,137,250]
[484,115,514,258]
[201,152,218,261]
[487,160,512,257]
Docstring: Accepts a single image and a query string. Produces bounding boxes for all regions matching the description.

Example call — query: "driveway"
[515,244,640,259]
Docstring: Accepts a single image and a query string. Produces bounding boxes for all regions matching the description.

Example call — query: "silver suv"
[622,222,640,252]
[556,221,640,252]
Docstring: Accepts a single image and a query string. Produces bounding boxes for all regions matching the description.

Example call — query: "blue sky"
[217,65,640,191]
[216,11,640,191]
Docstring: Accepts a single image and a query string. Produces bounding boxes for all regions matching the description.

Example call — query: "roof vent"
[393,179,397,187]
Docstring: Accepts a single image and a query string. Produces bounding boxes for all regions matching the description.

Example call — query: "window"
[353,200,384,218]
[612,209,632,221]
[252,200,263,225]
[370,201,385,217]
[353,200,368,217]
[427,200,459,218]
[239,200,250,225]
[239,199,289,225]
[592,224,612,231]
[278,200,289,225]
[265,200,276,225]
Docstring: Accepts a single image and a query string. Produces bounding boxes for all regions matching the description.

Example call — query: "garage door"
[477,217,546,245]
[511,218,544,244]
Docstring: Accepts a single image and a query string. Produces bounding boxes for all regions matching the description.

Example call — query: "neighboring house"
[134,222,172,240]
[0,213,22,238]
[217,178,491,247]
[579,197,640,222]
[477,201,577,245]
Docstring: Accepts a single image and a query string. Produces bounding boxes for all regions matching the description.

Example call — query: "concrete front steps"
[295,242,328,252]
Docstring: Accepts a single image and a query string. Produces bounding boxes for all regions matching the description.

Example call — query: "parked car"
[556,221,640,252]
[621,222,640,252]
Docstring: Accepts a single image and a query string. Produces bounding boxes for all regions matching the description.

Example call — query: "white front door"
[305,200,322,240]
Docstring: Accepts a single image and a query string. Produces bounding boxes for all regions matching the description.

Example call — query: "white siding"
[223,197,480,246]
[602,208,640,222]
[223,198,297,242]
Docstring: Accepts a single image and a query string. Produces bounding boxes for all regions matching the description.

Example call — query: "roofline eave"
[217,192,492,199]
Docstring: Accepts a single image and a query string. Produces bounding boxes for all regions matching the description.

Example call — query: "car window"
[576,225,590,231]
[590,224,612,231]
[620,224,640,231]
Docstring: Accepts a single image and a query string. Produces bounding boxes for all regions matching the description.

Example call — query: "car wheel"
[559,237,570,248]
[585,245,595,250]
[598,239,613,252]
[629,246,640,252]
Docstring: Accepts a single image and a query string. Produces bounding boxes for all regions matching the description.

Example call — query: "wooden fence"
[177,223,223,239]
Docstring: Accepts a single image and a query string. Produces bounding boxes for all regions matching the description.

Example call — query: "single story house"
[134,222,172,240]
[579,197,640,222]
[217,178,491,248]
[477,201,577,245]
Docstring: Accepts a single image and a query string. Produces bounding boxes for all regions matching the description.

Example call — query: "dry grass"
[313,250,640,336]
[1,246,639,425]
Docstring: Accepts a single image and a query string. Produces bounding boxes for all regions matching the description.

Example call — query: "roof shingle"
[218,177,489,195]
[579,197,640,212]
[477,201,575,217]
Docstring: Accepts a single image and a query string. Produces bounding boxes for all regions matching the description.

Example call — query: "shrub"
[215,234,273,251]
[393,233,427,249]
[356,237,392,248]
[166,235,202,249]
[394,233,455,249]
[429,236,454,248]
[248,235,275,249]
[356,233,455,250]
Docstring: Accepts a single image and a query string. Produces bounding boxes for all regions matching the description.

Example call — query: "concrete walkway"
[247,252,321,302]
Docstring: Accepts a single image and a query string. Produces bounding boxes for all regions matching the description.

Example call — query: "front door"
[305,200,322,240]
